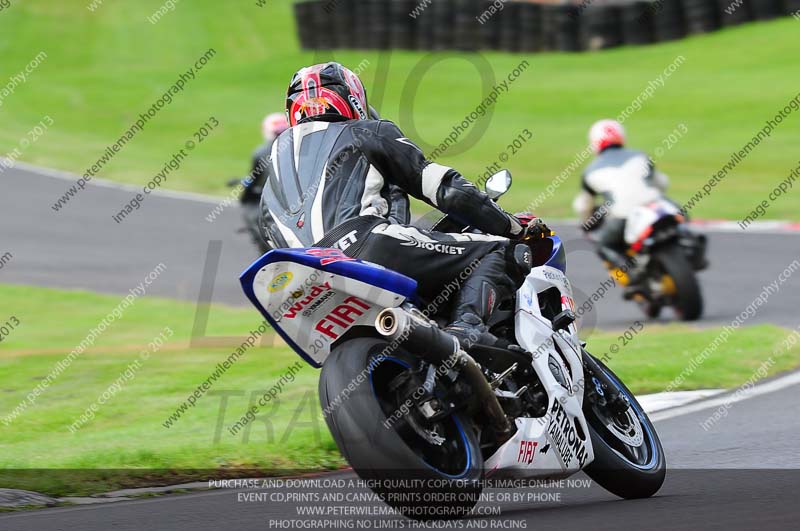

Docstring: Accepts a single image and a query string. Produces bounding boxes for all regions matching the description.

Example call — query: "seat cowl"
[241,248,418,301]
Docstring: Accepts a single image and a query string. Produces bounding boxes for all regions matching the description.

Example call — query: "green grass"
[589,323,800,394]
[2,283,799,495]
[0,283,343,496]
[1,2,799,219]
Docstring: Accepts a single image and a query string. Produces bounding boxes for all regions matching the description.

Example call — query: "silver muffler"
[375,306,512,441]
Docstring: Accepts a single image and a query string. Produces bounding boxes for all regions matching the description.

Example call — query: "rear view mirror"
[485,170,512,200]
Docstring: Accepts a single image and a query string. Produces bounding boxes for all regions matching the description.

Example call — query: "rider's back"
[583,147,665,219]
[262,118,413,248]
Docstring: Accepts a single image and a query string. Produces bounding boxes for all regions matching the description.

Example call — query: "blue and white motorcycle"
[240,171,665,519]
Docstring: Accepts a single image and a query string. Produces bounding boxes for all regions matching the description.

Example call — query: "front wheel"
[319,337,484,520]
[582,352,666,499]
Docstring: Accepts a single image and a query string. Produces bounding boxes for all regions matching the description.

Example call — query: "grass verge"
[0,3,798,219]
[1,284,798,495]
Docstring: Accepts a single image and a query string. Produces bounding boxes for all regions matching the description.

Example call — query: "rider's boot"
[444,248,522,351]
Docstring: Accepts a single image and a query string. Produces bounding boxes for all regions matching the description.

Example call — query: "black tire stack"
[581,5,624,50]
[415,0,437,50]
[363,0,388,50]
[682,0,720,34]
[293,0,798,52]
[716,0,753,25]
[497,1,523,52]
[541,3,581,52]
[475,1,501,50]
[354,0,374,50]
[651,0,687,41]
[750,0,783,18]
[295,0,320,50]
[783,0,800,14]
[314,1,337,49]
[390,0,416,50]
[452,0,482,50]
[518,1,543,52]
[431,0,455,50]
[620,1,656,45]
[330,0,353,49]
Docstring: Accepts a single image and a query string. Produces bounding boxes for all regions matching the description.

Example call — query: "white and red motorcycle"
[241,171,666,519]
[618,199,708,320]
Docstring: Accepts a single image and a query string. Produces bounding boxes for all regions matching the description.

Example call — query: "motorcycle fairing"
[240,248,417,368]
[485,263,594,477]
[624,199,681,245]
[543,235,567,275]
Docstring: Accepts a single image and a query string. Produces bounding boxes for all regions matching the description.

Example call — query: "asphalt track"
[1,375,798,531]
[1,165,799,333]
[2,165,800,530]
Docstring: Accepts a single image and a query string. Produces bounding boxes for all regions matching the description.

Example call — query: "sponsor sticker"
[348,95,367,119]
[307,248,356,266]
[268,272,294,293]
[547,399,588,468]
[517,440,538,465]
[334,230,359,252]
[315,296,371,340]
[283,282,335,319]
[399,235,465,255]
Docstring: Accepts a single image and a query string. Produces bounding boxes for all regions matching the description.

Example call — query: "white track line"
[651,369,800,422]
[638,389,725,413]
[5,159,222,205]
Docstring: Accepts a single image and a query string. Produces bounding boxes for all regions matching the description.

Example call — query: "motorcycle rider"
[244,113,289,203]
[260,62,551,349]
[573,119,670,297]
[240,113,289,251]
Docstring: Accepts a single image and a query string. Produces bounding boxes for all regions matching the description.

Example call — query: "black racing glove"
[514,212,554,242]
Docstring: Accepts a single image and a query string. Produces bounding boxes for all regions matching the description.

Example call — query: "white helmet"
[589,119,626,154]
[262,112,289,141]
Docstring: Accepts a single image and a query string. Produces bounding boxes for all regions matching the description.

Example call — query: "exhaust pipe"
[375,306,512,441]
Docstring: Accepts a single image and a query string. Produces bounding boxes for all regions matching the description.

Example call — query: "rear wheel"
[583,353,666,499]
[637,298,662,319]
[319,337,483,520]
[656,244,703,321]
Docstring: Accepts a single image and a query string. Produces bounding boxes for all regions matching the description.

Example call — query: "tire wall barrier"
[294,0,799,52]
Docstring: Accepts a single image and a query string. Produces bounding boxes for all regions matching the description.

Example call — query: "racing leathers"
[259,115,528,348]
[241,142,277,252]
[573,146,669,269]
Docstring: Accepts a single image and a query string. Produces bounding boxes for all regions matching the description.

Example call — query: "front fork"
[581,349,630,416]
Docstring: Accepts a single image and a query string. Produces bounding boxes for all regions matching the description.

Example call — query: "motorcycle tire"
[638,299,663,319]
[583,352,667,499]
[657,244,704,321]
[319,337,484,520]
